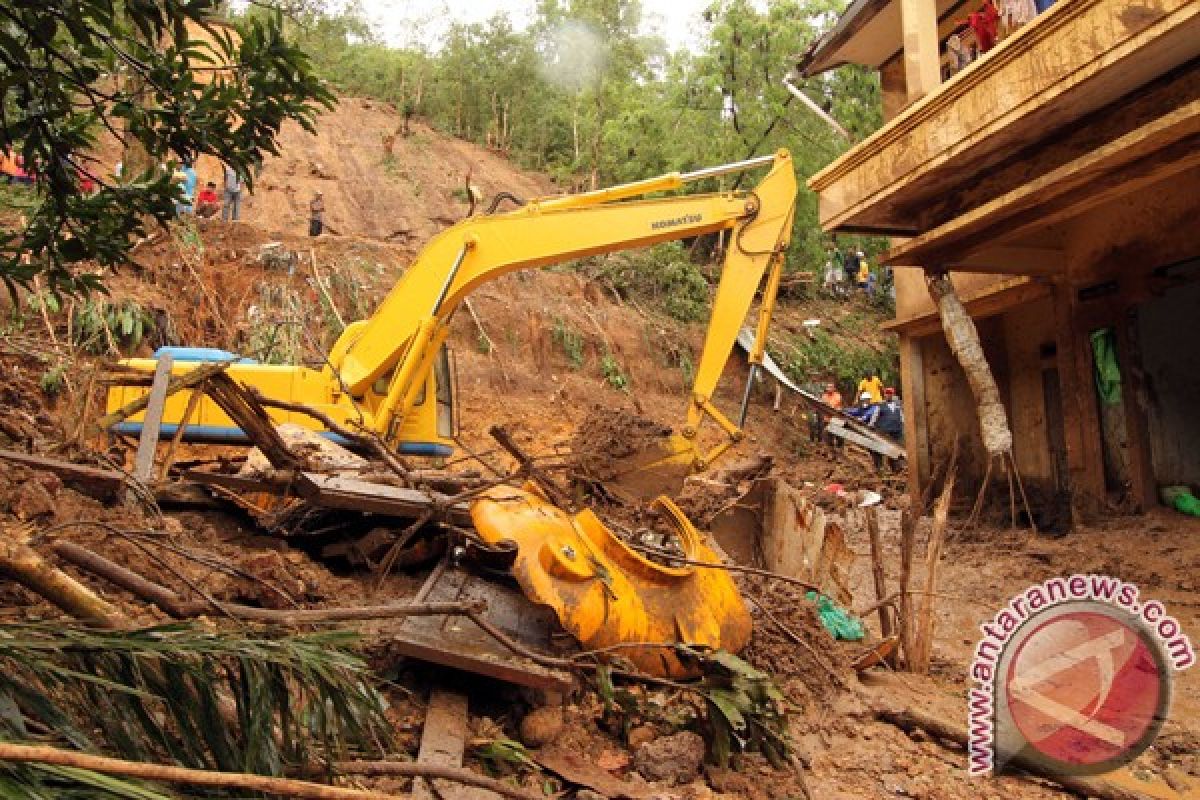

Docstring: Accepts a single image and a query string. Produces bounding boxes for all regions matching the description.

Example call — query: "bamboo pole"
[0,524,125,628]
[864,507,893,640]
[0,742,400,800]
[911,460,958,672]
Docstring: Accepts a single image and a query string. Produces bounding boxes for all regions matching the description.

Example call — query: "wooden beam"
[882,277,1051,337]
[809,0,1200,232]
[127,353,173,504]
[413,689,467,800]
[96,360,231,431]
[885,105,1200,270]
[905,61,1200,231]
[0,449,125,499]
[294,473,474,526]
[1051,283,1106,513]
[899,0,940,101]
[898,334,929,505]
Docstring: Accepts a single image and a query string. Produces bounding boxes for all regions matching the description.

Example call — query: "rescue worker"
[846,391,880,427]
[857,373,884,403]
[875,387,904,443]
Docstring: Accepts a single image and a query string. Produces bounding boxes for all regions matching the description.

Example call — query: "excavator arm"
[331,150,797,468]
[107,151,797,471]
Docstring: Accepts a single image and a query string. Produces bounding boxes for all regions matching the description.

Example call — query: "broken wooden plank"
[534,745,654,799]
[127,354,173,504]
[864,507,894,641]
[389,567,573,692]
[203,372,300,470]
[294,473,473,526]
[0,449,124,499]
[412,689,501,800]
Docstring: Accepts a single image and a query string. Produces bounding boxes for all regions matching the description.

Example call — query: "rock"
[573,791,606,800]
[627,724,657,750]
[634,731,705,786]
[519,705,564,748]
[11,479,55,520]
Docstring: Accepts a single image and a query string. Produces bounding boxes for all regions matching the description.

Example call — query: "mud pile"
[737,573,854,712]
[570,405,674,482]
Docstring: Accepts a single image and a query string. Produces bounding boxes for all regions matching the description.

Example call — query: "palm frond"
[0,622,393,797]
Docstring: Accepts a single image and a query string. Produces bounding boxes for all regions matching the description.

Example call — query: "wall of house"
[1052,164,1200,507]
[1002,296,1057,490]
[893,267,1018,322]
[908,297,1057,496]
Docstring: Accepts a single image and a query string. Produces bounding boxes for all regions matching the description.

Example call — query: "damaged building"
[798,0,1200,518]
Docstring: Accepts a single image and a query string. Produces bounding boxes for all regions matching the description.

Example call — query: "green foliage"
[72,299,156,355]
[38,362,68,396]
[552,316,585,368]
[470,737,533,772]
[0,623,391,796]
[778,328,898,391]
[0,0,333,296]
[287,0,887,278]
[600,353,628,390]
[693,649,790,768]
[476,330,493,354]
[593,243,710,323]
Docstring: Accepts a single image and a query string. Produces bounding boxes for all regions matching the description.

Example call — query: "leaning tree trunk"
[926,272,1031,529]
[926,273,1012,456]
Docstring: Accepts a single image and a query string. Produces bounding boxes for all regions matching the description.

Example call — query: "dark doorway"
[1136,276,1200,489]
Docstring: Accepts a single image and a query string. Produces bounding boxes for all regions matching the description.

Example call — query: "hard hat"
[884,387,895,395]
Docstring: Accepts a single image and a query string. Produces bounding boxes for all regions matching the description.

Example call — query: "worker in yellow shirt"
[857,373,884,403]
[856,250,870,288]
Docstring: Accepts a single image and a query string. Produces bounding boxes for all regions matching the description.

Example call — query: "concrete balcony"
[808,0,1200,272]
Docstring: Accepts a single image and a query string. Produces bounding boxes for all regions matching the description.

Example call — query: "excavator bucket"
[471,485,751,678]
[571,413,702,502]
[599,433,699,502]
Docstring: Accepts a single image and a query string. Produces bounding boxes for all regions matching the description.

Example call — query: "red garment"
[197,188,219,204]
[969,0,1000,51]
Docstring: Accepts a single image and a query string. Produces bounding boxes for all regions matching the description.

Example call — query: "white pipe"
[782,76,850,139]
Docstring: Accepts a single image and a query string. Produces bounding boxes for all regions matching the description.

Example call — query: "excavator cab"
[106,343,458,459]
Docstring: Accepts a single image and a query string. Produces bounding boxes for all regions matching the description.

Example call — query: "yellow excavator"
[106,151,798,676]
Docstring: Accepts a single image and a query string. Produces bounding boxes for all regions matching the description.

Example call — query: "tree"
[0,0,334,295]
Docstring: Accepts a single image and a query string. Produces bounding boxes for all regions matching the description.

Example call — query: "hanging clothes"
[1090,328,1123,406]
[945,32,969,72]
[998,0,1038,29]
[968,0,1001,52]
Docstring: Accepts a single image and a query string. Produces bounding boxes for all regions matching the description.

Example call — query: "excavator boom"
[108,151,797,472]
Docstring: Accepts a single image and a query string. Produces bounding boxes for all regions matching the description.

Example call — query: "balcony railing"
[808,0,1200,237]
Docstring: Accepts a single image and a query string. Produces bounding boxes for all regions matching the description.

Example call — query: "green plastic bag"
[805,591,865,641]
[1161,485,1200,517]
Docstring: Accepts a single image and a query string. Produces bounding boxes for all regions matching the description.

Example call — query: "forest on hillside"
[269,0,885,279]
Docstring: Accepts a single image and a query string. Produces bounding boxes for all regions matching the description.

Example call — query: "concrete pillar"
[900,0,942,102]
